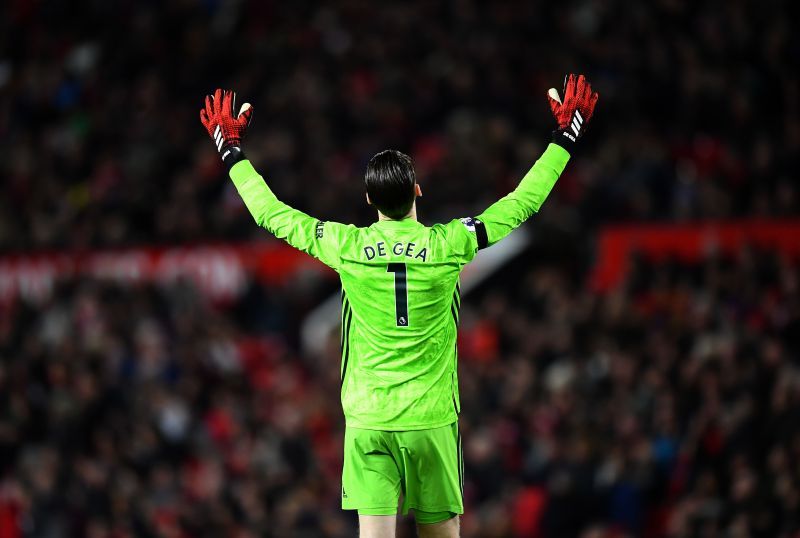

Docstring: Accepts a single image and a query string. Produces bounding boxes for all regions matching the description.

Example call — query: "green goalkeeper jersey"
[229,143,570,430]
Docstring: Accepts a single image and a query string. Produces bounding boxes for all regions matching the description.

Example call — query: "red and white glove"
[200,88,253,168]
[547,74,599,151]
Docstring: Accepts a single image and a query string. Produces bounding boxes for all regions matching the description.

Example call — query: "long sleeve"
[229,159,352,270]
[477,143,570,247]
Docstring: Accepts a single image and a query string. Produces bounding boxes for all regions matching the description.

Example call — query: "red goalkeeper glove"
[547,74,599,151]
[200,88,253,168]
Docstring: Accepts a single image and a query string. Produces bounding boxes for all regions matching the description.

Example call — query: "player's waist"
[343,412,458,432]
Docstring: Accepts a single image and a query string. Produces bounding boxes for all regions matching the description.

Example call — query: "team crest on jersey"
[460,217,477,232]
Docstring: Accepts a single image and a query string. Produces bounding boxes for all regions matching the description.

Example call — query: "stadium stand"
[0,1,798,537]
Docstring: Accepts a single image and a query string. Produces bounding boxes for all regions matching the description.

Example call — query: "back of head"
[365,150,416,220]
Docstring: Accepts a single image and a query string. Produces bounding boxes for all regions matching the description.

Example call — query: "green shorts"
[342,421,464,521]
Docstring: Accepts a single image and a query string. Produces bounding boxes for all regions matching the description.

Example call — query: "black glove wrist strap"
[221,145,246,170]
[551,129,577,154]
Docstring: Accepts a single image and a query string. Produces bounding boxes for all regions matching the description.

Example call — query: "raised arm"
[477,143,571,247]
[477,74,599,248]
[200,88,349,269]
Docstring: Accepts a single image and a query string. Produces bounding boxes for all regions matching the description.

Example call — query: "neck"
[378,204,417,222]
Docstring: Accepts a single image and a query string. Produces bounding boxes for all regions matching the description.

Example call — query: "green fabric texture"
[229,143,570,430]
[477,143,570,245]
[342,423,463,515]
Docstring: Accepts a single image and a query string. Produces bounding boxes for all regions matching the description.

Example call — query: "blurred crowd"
[1,246,799,537]
[456,246,800,537]
[1,0,799,252]
[2,0,800,537]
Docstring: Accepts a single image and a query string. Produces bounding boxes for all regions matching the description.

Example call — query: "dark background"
[0,1,799,537]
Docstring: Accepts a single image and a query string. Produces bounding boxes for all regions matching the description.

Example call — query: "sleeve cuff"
[543,142,571,168]
[229,159,259,187]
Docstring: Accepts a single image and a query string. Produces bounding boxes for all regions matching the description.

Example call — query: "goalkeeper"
[201,74,598,538]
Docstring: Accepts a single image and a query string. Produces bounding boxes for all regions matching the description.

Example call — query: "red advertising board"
[0,242,335,303]
[2,219,797,302]
[591,219,800,291]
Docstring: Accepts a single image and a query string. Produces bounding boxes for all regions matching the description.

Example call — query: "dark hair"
[365,150,416,220]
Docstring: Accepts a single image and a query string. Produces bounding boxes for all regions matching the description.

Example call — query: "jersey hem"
[344,416,458,432]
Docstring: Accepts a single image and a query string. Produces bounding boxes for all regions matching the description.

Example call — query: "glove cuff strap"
[221,145,246,170]
[551,129,577,154]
